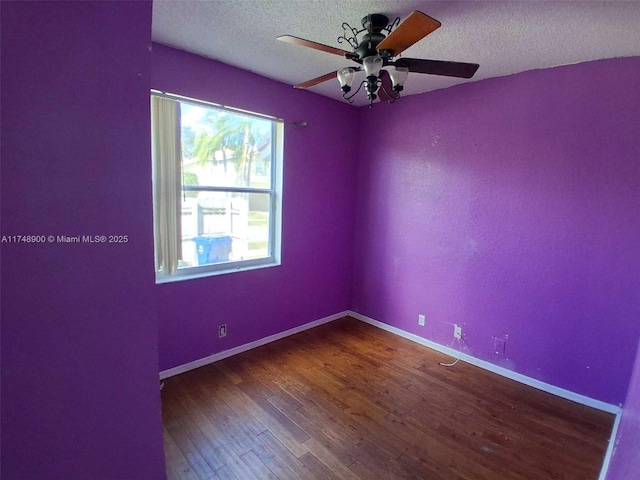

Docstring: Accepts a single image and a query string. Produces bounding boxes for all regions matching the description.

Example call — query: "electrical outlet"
[454,325,462,339]
[418,314,425,326]
[219,324,227,338]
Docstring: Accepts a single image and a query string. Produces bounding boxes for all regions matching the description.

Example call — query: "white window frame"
[151,91,283,283]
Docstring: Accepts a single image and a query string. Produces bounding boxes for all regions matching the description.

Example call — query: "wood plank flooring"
[161,317,615,480]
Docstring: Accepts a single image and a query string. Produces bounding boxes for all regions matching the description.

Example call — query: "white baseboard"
[347,310,622,415]
[598,409,622,480]
[161,308,621,414]
[159,310,350,380]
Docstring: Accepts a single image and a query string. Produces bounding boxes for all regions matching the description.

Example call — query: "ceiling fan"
[277,11,479,106]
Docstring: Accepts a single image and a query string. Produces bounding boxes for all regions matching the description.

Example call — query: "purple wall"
[1,2,166,479]
[151,45,359,372]
[352,57,640,405]
[607,339,640,479]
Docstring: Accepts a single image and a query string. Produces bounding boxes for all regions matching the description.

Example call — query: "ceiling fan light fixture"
[362,55,383,78]
[337,67,356,92]
[389,66,409,92]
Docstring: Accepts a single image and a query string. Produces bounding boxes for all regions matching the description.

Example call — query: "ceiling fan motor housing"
[361,14,389,33]
[356,14,393,61]
[355,34,384,60]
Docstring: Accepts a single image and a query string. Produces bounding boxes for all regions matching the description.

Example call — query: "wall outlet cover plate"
[454,325,462,339]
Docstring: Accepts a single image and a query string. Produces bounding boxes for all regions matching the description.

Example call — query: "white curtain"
[151,96,181,275]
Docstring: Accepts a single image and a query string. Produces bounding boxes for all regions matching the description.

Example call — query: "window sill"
[155,259,280,284]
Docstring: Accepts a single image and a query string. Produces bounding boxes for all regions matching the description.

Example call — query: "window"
[151,92,283,282]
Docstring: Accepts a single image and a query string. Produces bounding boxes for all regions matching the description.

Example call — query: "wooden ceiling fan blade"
[376,11,441,56]
[294,71,338,89]
[396,58,479,78]
[377,70,394,103]
[277,35,350,57]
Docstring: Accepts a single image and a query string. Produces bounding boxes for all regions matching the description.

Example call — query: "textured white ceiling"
[152,0,640,107]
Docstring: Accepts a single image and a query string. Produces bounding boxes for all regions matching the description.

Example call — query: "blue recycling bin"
[193,235,232,265]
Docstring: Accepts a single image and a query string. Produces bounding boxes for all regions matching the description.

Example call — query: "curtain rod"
[150,90,284,123]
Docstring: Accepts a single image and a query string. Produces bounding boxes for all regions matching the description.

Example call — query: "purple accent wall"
[151,45,359,372]
[352,57,640,405]
[1,2,166,479]
[607,339,640,479]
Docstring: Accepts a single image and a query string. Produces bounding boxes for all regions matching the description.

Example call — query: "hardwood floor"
[161,317,615,480]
